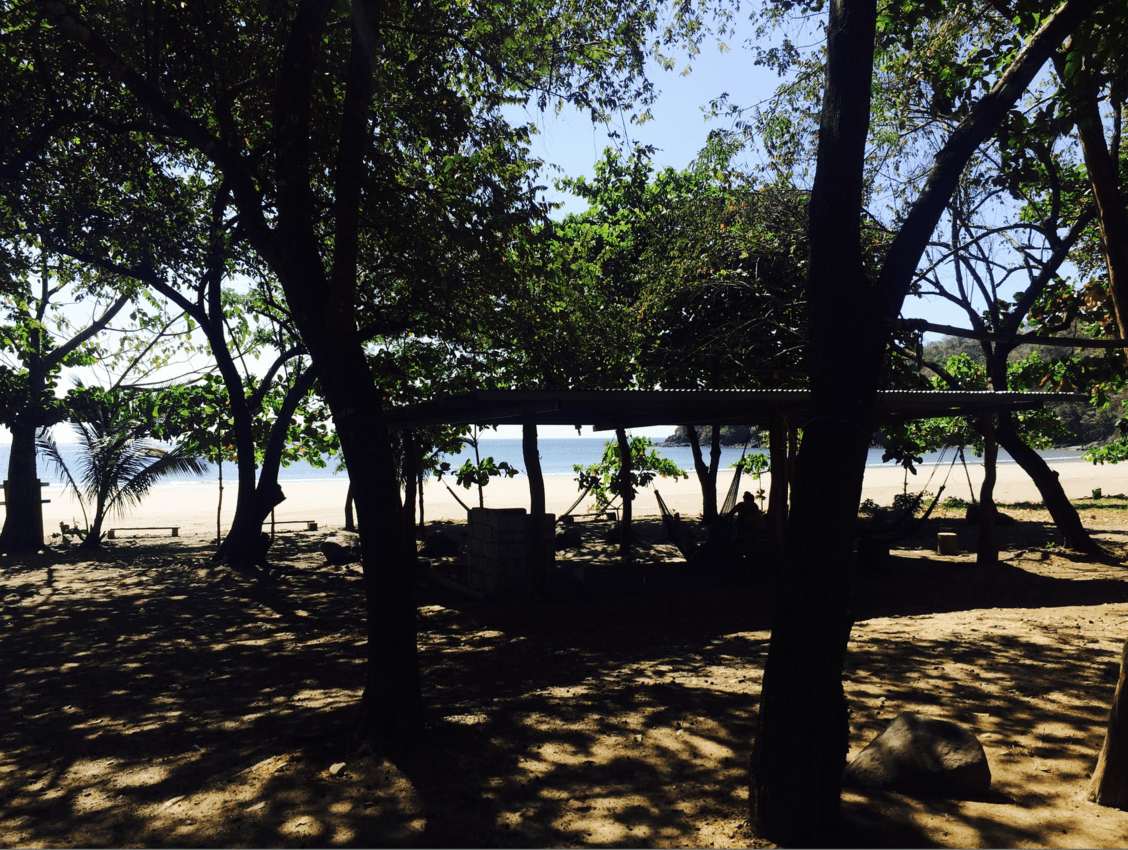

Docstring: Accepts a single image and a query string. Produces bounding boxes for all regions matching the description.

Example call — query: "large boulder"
[321,530,362,565]
[843,711,991,797]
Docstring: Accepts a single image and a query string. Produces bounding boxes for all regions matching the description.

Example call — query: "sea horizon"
[0,437,1093,490]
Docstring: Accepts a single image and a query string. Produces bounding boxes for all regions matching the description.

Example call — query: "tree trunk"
[1052,46,1128,349]
[1089,637,1128,809]
[215,367,317,567]
[995,415,1105,555]
[976,416,999,567]
[688,426,719,523]
[767,413,789,553]
[270,6,422,753]
[0,421,44,552]
[523,419,548,595]
[749,0,879,842]
[345,479,356,532]
[616,426,632,561]
[402,430,418,551]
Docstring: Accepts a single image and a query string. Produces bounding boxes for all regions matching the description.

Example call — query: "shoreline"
[31,453,1117,538]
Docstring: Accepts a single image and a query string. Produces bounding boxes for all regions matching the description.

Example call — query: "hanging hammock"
[444,482,473,513]
[719,437,754,518]
[558,482,595,519]
[857,448,960,543]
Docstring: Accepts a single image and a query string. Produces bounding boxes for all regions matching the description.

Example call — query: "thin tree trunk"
[417,463,425,539]
[216,446,223,553]
[767,413,789,553]
[1089,637,1128,809]
[344,480,356,532]
[402,430,417,562]
[1052,47,1128,349]
[976,415,999,567]
[995,415,1105,555]
[215,367,317,566]
[523,419,547,595]
[616,427,632,561]
[688,426,719,523]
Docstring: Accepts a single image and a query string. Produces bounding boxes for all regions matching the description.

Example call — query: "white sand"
[33,454,1119,540]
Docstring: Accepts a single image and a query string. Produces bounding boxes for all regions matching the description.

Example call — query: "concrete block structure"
[467,507,555,596]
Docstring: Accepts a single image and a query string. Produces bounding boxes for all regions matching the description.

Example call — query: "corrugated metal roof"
[384,388,1086,432]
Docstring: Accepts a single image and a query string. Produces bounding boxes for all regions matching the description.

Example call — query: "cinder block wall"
[468,508,555,595]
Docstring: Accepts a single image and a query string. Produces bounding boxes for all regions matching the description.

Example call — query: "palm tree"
[37,390,207,548]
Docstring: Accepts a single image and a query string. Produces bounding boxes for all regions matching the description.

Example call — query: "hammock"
[559,483,595,519]
[856,448,959,543]
[719,437,754,518]
[654,490,696,560]
[444,483,473,513]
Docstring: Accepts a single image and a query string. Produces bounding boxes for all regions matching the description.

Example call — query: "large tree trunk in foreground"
[0,420,44,552]
[272,6,422,753]
[994,415,1105,555]
[1090,638,1128,809]
[749,0,880,841]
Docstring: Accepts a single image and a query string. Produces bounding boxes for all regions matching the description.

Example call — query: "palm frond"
[35,428,89,529]
[104,442,208,518]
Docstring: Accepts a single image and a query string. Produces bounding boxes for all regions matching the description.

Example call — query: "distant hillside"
[657,425,761,448]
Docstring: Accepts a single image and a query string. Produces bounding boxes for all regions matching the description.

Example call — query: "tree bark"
[402,430,418,550]
[523,419,548,594]
[270,3,422,753]
[687,426,719,523]
[1,421,45,552]
[1052,42,1128,347]
[215,366,318,567]
[976,416,999,567]
[1089,637,1128,809]
[616,426,632,561]
[994,415,1105,555]
[344,480,356,532]
[749,1,880,842]
[767,413,789,553]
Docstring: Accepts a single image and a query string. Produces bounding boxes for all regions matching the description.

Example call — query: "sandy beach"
[33,454,1121,540]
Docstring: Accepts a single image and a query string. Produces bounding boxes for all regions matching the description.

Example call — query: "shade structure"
[384,388,1087,433]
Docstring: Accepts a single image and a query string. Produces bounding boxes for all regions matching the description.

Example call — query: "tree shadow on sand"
[1,517,1126,847]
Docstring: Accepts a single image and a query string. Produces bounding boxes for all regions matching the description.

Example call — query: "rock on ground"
[321,530,361,565]
[843,711,991,798]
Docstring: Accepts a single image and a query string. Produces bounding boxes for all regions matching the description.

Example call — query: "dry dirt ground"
[3,500,1128,848]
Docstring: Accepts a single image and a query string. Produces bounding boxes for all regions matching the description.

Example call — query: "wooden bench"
[262,520,319,531]
[107,526,178,540]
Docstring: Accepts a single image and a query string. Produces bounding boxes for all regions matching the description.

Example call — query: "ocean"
[0,437,1092,488]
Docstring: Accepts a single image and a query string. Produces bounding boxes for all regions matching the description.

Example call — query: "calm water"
[0,437,1091,488]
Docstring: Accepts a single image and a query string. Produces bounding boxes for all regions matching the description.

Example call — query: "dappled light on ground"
[1,511,1128,847]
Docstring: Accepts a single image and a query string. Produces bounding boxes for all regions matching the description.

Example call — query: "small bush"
[942,496,969,510]
[858,498,880,516]
[892,490,931,516]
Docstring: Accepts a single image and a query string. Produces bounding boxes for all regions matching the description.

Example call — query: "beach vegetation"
[36,384,207,549]
[573,435,687,511]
